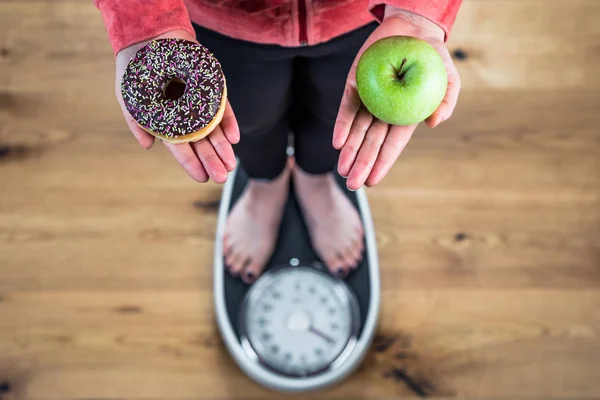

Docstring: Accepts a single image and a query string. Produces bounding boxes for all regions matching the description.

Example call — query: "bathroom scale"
[213,162,380,393]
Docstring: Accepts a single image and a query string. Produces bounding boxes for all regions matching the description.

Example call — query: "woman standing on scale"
[96,0,462,283]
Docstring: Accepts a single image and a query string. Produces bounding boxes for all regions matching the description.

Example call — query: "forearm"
[369,0,463,41]
[94,0,195,56]
[383,7,445,41]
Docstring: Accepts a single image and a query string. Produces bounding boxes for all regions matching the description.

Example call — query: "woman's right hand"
[115,29,239,183]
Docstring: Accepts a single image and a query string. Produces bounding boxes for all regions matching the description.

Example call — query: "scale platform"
[213,165,380,393]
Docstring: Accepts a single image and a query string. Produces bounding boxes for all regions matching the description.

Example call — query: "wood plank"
[1,0,600,398]
[2,89,599,292]
[0,290,598,399]
[1,182,598,291]
[2,1,600,92]
[449,0,600,88]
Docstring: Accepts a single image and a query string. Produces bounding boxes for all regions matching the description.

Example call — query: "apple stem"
[397,57,408,80]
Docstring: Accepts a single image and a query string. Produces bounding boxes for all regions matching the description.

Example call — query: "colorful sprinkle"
[121,38,225,138]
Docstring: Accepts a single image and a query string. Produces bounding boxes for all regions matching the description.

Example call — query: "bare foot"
[223,166,290,283]
[293,167,364,278]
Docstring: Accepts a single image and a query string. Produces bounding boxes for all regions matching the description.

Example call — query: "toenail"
[337,268,345,276]
[246,271,254,280]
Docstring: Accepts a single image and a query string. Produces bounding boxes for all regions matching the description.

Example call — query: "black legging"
[193,22,378,180]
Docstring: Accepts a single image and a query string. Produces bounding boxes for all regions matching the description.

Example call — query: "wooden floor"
[1,1,600,399]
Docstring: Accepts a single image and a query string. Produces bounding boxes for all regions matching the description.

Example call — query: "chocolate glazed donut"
[121,38,227,144]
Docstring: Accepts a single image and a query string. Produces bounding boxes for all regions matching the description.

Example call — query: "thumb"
[114,30,194,150]
[123,110,156,149]
[115,86,155,149]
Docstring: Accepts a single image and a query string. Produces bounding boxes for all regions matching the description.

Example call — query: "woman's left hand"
[333,7,461,190]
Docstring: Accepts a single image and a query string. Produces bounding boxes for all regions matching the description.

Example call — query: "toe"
[242,269,256,284]
[224,251,236,268]
[323,256,343,278]
[242,261,260,284]
[341,247,356,269]
[333,255,349,278]
[321,253,336,271]
[223,239,232,258]
[333,266,347,278]
[228,252,248,276]
[353,236,364,253]
[316,242,355,279]
[242,246,273,284]
[350,247,363,268]
[343,238,362,268]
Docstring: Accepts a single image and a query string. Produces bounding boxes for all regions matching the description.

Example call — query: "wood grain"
[449,0,600,88]
[0,290,599,399]
[1,0,600,399]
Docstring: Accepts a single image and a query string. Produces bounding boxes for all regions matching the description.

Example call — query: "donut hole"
[164,77,187,100]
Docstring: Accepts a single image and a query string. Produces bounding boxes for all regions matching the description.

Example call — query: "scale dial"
[240,265,359,377]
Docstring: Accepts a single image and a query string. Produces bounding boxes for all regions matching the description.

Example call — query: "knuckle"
[355,122,371,133]
[354,158,370,171]
[353,117,372,133]
[336,117,353,131]
[202,151,219,164]
[385,140,405,155]
[209,135,226,150]
[343,86,355,98]
[343,142,359,155]
[181,155,199,171]
[365,132,386,148]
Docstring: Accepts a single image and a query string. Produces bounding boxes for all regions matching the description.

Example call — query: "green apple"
[356,36,447,126]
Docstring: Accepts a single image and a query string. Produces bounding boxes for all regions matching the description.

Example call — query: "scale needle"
[308,326,335,344]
